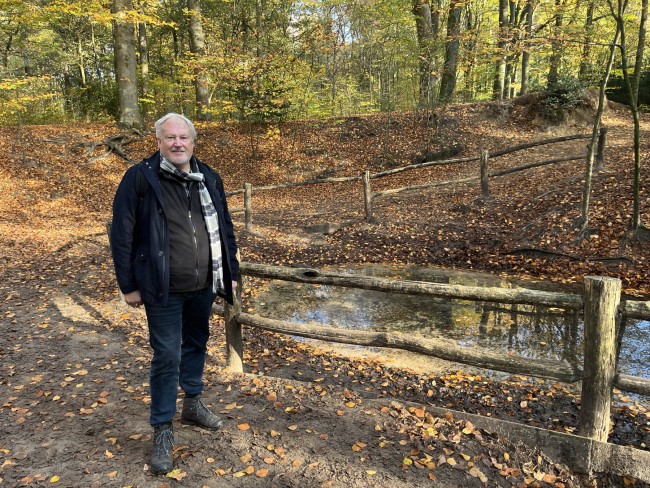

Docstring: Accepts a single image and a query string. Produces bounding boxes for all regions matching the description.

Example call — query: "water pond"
[250,264,649,381]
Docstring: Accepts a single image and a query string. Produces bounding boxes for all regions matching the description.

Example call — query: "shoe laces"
[154,427,174,453]
[195,399,211,416]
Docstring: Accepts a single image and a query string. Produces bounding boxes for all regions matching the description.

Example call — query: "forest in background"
[0,0,648,127]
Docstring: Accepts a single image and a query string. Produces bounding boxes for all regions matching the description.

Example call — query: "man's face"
[157,117,195,170]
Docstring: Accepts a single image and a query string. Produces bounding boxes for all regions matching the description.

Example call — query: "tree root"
[68,133,143,165]
[619,224,650,252]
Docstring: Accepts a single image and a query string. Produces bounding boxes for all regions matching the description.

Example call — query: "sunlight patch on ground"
[50,292,100,325]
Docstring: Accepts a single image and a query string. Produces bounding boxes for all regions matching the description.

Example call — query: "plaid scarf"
[160,156,224,294]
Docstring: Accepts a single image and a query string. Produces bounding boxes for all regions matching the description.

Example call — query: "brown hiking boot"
[181,396,224,430]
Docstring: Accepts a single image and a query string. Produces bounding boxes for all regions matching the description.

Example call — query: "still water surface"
[251,264,649,379]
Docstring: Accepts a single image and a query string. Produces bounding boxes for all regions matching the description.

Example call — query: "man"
[110,113,239,474]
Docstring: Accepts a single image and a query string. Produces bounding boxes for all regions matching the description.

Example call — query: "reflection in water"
[252,264,649,379]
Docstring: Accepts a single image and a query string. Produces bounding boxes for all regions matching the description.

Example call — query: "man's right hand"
[124,290,143,308]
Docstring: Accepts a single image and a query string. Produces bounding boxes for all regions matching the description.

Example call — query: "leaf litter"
[0,104,648,486]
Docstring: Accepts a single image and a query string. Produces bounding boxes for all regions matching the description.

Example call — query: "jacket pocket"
[133,251,149,287]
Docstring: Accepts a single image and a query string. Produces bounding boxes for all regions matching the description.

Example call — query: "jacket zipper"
[185,183,201,289]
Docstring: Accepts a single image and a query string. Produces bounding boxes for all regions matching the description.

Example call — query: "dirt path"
[1,104,649,486]
[0,247,613,487]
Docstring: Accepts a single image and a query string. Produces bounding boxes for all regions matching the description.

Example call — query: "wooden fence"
[226,129,607,231]
[219,262,650,445]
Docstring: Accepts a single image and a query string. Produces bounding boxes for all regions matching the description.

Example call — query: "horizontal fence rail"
[239,262,584,309]
[489,133,593,157]
[225,130,607,230]
[220,263,650,402]
[621,299,650,320]
[234,311,582,383]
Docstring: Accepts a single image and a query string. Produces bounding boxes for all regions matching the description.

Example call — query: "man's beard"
[166,152,191,166]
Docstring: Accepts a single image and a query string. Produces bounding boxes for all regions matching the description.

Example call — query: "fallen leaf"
[166,469,187,481]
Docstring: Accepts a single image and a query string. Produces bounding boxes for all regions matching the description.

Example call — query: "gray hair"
[154,113,197,140]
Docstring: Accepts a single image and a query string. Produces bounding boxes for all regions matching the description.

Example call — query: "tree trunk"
[77,36,86,87]
[609,0,647,230]
[462,6,479,100]
[519,1,534,95]
[112,0,143,130]
[502,0,519,99]
[412,0,438,107]
[439,1,462,101]
[547,0,564,87]
[630,0,647,230]
[579,2,595,82]
[187,0,211,121]
[138,22,149,98]
[493,0,508,99]
[579,28,619,233]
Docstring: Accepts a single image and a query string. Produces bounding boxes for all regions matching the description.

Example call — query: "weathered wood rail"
[218,262,650,447]
[225,130,607,230]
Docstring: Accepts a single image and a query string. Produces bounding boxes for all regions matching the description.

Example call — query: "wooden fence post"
[362,170,373,222]
[595,127,608,172]
[224,271,244,373]
[244,183,253,233]
[480,150,490,199]
[579,275,621,442]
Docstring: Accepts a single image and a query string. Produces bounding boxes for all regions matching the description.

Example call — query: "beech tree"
[547,0,566,86]
[0,0,643,123]
[438,0,462,101]
[519,0,536,95]
[412,0,439,107]
[187,0,210,120]
[112,0,143,129]
[493,0,509,99]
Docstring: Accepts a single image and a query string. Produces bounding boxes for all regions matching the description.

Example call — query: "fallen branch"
[506,247,582,260]
[507,247,632,264]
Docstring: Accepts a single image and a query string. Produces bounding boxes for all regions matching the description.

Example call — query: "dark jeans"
[144,286,216,427]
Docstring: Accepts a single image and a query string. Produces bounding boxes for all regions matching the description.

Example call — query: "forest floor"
[0,99,649,487]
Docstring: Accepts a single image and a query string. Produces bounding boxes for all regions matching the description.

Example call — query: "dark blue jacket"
[110,151,239,305]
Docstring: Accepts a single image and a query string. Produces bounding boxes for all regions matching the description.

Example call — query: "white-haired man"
[110,113,239,474]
